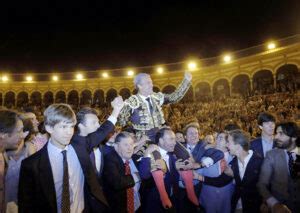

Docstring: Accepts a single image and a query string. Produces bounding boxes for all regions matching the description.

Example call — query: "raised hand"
[184,71,192,81]
[111,96,124,118]
[111,96,124,110]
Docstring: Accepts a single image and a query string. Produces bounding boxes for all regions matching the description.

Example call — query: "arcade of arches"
[0,43,300,109]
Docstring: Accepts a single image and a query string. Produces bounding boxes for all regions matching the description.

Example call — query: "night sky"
[0,0,299,73]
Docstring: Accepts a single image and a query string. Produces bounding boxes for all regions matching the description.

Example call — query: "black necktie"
[294,154,300,179]
[167,153,179,195]
[167,153,173,173]
[90,150,98,176]
[287,151,295,178]
[61,150,70,213]
[146,97,153,114]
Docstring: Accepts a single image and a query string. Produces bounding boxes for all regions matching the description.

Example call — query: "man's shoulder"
[104,149,119,161]
[250,137,262,149]
[22,145,47,167]
[151,92,164,100]
[71,132,84,144]
[251,151,264,163]
[102,144,114,155]
[251,137,262,144]
[124,95,140,109]
[266,148,284,156]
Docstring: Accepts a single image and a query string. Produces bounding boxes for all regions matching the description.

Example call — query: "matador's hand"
[184,71,192,81]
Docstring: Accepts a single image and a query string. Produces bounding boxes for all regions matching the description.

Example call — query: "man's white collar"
[159,146,168,156]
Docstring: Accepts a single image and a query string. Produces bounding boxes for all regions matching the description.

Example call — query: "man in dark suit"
[258,122,300,213]
[102,132,141,213]
[18,99,124,213]
[250,112,276,158]
[139,127,179,213]
[72,104,121,180]
[195,129,263,213]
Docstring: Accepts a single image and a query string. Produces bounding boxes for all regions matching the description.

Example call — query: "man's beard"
[275,138,293,149]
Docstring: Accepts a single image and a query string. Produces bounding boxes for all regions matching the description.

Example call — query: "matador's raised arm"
[163,72,192,104]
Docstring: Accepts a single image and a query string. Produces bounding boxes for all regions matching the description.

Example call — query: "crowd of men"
[0,72,299,213]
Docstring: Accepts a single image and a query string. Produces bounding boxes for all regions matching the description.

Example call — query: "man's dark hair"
[0,110,20,134]
[22,118,35,142]
[228,129,250,151]
[258,112,276,126]
[76,107,98,125]
[224,123,241,132]
[155,127,173,144]
[276,122,299,139]
[122,126,136,134]
[38,121,47,134]
[114,132,132,143]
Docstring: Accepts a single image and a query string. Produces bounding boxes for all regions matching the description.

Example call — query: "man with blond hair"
[18,102,122,213]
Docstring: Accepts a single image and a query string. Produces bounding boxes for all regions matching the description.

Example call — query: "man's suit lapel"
[277,150,289,179]
[112,150,125,173]
[38,143,57,211]
[242,153,260,182]
[231,158,242,183]
[71,143,90,180]
[71,142,109,207]
[258,138,264,157]
[99,145,105,175]
[168,153,179,189]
